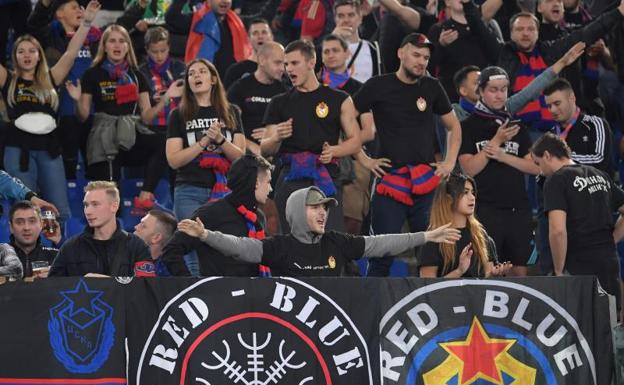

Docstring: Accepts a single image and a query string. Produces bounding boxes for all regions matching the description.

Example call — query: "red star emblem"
[440,318,515,385]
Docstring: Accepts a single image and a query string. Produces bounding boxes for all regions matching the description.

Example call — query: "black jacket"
[162,199,264,277]
[49,222,150,277]
[10,236,58,278]
[494,8,623,87]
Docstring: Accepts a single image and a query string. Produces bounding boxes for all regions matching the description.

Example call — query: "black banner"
[0,276,614,385]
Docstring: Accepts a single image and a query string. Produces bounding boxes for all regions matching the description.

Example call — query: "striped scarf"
[513,48,555,131]
[512,49,554,131]
[147,57,178,127]
[376,164,440,206]
[281,152,337,197]
[237,205,271,277]
[199,152,231,201]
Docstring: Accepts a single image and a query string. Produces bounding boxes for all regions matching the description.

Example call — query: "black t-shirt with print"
[227,74,287,143]
[263,85,349,154]
[261,231,365,277]
[81,65,150,116]
[417,227,497,278]
[2,73,60,152]
[263,85,348,177]
[460,113,532,209]
[544,164,624,261]
[353,74,452,167]
[167,106,243,188]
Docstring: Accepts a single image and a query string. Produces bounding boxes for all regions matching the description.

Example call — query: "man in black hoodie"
[162,153,274,276]
[176,186,461,277]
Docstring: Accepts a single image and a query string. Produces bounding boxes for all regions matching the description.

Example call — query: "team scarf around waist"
[281,152,337,197]
[554,107,581,140]
[199,152,231,201]
[101,59,138,104]
[512,49,553,131]
[376,164,440,206]
[321,67,350,89]
[237,205,272,277]
[148,57,178,126]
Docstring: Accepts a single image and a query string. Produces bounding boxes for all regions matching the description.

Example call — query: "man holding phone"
[8,200,60,278]
[458,66,540,276]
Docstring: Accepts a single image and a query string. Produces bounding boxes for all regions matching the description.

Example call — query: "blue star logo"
[60,279,103,317]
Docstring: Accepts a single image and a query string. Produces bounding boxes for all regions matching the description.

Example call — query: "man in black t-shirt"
[459,66,539,277]
[223,18,274,89]
[531,133,624,308]
[261,39,362,234]
[353,33,462,277]
[177,186,461,277]
[228,42,287,155]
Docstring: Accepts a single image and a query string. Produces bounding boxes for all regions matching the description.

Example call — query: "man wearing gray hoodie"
[177,186,460,276]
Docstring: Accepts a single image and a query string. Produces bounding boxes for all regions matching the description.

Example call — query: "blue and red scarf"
[148,57,178,126]
[473,100,512,122]
[376,164,440,206]
[512,49,553,131]
[555,107,580,140]
[102,59,138,104]
[281,152,337,197]
[237,205,271,277]
[321,67,350,90]
[199,152,231,201]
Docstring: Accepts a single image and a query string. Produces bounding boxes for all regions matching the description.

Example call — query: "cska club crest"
[48,279,115,374]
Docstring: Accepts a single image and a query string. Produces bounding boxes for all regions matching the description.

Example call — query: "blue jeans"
[173,184,212,276]
[4,147,71,222]
[366,191,434,277]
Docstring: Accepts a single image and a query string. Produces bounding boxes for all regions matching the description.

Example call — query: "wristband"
[82,20,92,28]
[215,137,226,146]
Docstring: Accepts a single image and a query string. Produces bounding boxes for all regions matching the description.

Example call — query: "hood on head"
[226,154,261,209]
[286,186,335,244]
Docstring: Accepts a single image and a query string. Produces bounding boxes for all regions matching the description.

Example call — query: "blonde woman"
[67,23,183,183]
[0,0,101,222]
[418,173,512,278]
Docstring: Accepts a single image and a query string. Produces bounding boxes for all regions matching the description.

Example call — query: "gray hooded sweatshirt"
[198,187,428,273]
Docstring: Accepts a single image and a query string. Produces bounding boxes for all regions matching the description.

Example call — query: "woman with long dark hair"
[0,0,101,222]
[166,58,245,274]
[418,173,512,278]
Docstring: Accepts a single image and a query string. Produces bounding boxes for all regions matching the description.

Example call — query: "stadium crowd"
[0,0,622,307]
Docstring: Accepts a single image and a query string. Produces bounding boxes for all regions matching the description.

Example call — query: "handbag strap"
[346,41,364,71]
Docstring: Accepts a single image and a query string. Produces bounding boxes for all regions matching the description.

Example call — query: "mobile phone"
[508,119,522,126]
[31,260,49,272]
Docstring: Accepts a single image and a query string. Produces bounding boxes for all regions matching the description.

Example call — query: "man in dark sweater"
[9,200,60,278]
[162,153,274,276]
[176,186,461,277]
[49,181,151,277]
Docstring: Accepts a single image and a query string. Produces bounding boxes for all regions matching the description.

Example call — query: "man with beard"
[261,39,361,234]
[353,32,462,277]
[162,154,275,276]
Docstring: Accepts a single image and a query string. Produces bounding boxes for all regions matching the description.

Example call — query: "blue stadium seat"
[64,217,86,239]
[0,217,10,243]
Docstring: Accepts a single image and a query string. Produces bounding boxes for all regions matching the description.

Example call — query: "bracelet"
[215,137,226,146]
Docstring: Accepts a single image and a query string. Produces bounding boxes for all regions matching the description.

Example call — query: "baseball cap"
[400,33,435,52]
[305,188,338,208]
[478,66,510,88]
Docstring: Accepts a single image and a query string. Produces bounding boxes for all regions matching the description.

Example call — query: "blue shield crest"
[48,279,115,373]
